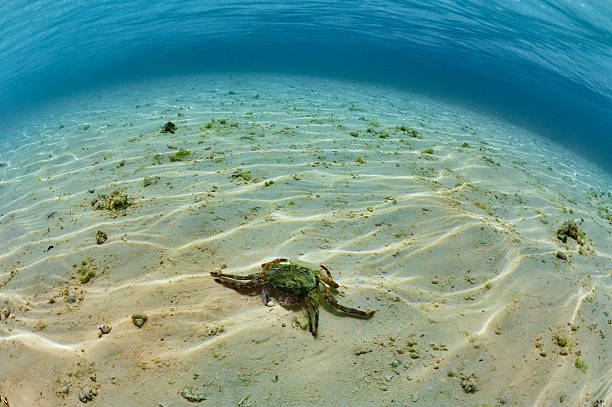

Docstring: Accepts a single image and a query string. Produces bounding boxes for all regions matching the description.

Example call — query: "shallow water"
[1,1,611,171]
[1,1,611,406]
[0,74,610,406]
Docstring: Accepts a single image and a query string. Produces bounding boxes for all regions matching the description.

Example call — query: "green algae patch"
[169,148,192,162]
[574,358,588,373]
[396,125,421,138]
[231,170,252,182]
[78,259,97,284]
[554,335,573,352]
[79,265,96,284]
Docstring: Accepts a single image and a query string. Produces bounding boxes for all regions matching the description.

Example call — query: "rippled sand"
[0,74,610,406]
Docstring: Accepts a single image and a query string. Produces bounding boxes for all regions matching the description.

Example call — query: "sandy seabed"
[0,74,610,407]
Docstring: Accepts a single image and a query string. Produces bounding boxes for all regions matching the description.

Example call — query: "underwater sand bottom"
[0,74,610,406]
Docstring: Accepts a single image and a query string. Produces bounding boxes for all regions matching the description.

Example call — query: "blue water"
[0,0,611,170]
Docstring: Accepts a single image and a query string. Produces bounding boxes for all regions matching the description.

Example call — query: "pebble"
[131,313,147,327]
[88,188,95,194]
[97,325,112,338]
[66,294,78,304]
[559,347,570,355]
[539,350,547,357]
[391,359,401,367]
[78,386,96,403]
[411,393,419,402]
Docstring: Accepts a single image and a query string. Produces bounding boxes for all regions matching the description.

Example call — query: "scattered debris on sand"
[556,220,585,245]
[96,230,107,244]
[180,387,206,402]
[91,189,132,211]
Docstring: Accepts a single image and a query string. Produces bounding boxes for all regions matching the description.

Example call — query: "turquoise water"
[0,0,610,170]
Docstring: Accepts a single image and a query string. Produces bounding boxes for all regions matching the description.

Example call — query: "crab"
[210,258,375,336]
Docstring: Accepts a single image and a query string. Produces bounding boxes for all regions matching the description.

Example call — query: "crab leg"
[261,258,289,269]
[322,285,375,318]
[306,290,320,336]
[318,265,339,289]
[210,270,266,280]
[212,278,266,290]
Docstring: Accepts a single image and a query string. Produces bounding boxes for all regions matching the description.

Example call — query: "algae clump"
[79,265,96,284]
[574,358,588,373]
[556,220,585,246]
[169,148,192,162]
[161,121,177,133]
[91,189,131,211]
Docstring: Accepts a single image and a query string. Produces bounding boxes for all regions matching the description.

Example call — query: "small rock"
[539,350,547,357]
[410,352,419,359]
[161,122,177,134]
[559,346,570,355]
[66,294,78,304]
[96,230,108,245]
[556,252,568,261]
[180,387,206,402]
[78,386,96,403]
[431,279,439,284]
[131,313,147,327]
[99,325,112,335]
[411,393,419,402]
[391,359,400,367]
[88,188,95,194]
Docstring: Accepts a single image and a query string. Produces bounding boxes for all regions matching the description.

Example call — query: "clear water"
[0,0,611,170]
[0,2,611,407]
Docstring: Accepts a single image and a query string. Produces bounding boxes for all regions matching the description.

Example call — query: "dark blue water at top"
[0,0,610,171]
